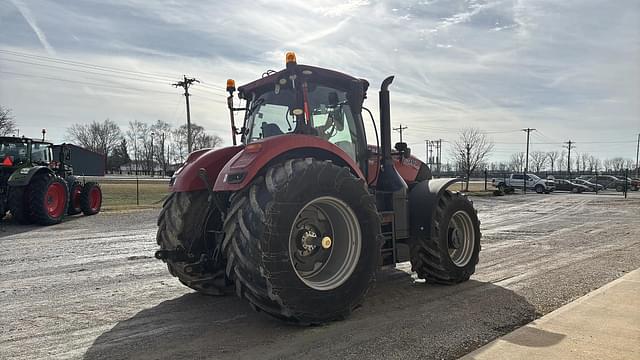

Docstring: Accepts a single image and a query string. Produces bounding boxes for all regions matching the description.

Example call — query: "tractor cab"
[228,53,370,171]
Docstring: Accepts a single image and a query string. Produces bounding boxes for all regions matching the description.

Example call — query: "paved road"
[0,193,638,360]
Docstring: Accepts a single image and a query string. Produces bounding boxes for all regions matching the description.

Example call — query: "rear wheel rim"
[288,196,361,291]
[447,210,475,267]
[89,187,101,211]
[46,182,66,218]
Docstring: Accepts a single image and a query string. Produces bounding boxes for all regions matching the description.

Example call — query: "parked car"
[554,179,590,193]
[577,175,628,191]
[572,178,604,192]
[492,174,555,194]
[615,177,639,191]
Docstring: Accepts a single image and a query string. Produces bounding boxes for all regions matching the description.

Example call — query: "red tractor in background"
[155,53,481,324]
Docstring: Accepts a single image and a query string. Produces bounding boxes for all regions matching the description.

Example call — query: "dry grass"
[98,180,169,211]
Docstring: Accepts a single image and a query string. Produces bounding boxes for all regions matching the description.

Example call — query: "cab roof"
[237,64,369,99]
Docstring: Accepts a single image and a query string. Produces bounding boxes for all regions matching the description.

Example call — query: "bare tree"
[450,128,494,190]
[171,123,223,163]
[557,150,567,173]
[580,153,590,173]
[67,119,122,156]
[0,106,17,136]
[529,151,547,173]
[126,120,149,175]
[547,151,560,172]
[509,152,525,172]
[609,157,626,172]
[588,155,600,172]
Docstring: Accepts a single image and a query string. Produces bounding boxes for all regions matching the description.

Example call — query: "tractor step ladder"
[379,211,396,266]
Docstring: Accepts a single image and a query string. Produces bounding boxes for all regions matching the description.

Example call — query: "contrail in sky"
[10,0,56,55]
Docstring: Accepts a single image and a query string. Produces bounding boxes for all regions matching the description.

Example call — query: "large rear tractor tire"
[156,191,230,296]
[223,158,380,324]
[410,191,481,284]
[8,186,31,224]
[80,182,102,215]
[68,180,83,215]
[29,173,69,225]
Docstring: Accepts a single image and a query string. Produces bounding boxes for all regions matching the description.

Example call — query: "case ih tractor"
[156,53,481,324]
[0,136,102,225]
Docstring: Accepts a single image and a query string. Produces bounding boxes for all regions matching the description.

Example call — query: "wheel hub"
[288,196,361,291]
[447,210,475,267]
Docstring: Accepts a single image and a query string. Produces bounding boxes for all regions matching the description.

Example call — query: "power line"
[0,49,177,81]
[0,70,177,95]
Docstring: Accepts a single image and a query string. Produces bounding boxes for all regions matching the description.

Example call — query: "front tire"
[80,182,102,215]
[410,191,481,284]
[535,185,544,194]
[223,158,380,324]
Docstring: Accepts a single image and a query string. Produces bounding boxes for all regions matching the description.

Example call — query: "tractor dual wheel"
[410,191,481,284]
[80,182,102,216]
[223,158,380,324]
[68,180,83,215]
[29,173,69,226]
[156,191,231,296]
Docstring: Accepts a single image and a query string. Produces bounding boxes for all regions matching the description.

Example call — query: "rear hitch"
[154,246,190,262]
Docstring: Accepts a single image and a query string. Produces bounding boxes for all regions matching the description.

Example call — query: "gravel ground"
[0,192,638,360]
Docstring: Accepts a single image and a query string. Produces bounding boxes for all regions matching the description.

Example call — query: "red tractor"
[156,53,481,324]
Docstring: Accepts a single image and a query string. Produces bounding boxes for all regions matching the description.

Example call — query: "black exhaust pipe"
[377,76,406,192]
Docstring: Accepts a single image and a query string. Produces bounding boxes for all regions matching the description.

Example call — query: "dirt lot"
[1,192,638,360]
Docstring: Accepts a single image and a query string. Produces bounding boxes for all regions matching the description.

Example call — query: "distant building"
[53,144,105,176]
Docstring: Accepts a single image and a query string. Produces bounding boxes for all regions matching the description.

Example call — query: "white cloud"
[0,0,638,163]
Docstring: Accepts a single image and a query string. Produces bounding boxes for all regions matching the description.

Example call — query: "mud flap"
[408,178,462,239]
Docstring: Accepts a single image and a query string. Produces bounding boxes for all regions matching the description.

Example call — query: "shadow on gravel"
[84,268,543,360]
[0,214,84,238]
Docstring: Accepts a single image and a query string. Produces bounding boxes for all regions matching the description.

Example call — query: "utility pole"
[437,139,442,175]
[636,133,639,178]
[173,75,200,153]
[393,124,408,143]
[150,132,155,177]
[522,128,536,194]
[565,140,574,181]
[425,140,430,164]
[161,132,166,177]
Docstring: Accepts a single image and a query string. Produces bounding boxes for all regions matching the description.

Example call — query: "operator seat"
[261,122,284,138]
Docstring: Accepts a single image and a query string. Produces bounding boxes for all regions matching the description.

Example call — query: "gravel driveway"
[1,193,638,360]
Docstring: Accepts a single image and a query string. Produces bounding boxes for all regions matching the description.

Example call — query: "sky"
[0,0,639,164]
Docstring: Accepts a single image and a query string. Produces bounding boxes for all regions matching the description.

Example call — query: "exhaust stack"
[377,76,406,192]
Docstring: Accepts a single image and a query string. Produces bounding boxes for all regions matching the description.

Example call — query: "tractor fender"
[7,166,53,187]
[213,134,365,192]
[170,146,244,192]
[408,178,462,238]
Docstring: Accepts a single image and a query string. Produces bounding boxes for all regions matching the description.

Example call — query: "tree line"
[487,151,635,174]
[66,119,222,174]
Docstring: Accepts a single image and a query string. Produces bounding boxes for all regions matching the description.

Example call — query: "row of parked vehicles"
[492,173,639,195]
